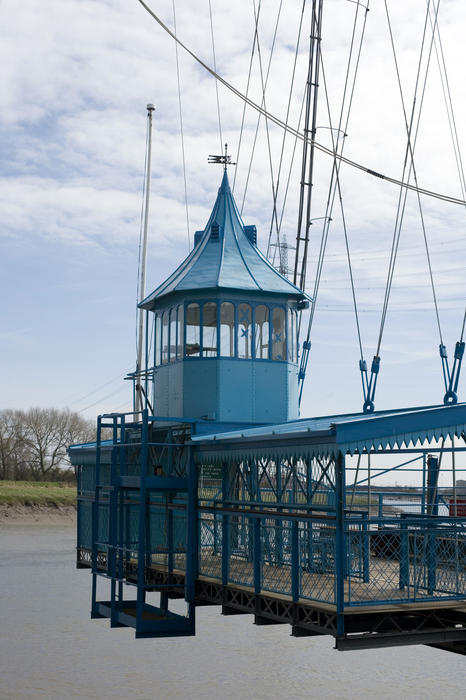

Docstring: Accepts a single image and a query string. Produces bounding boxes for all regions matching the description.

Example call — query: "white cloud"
[1,0,465,417]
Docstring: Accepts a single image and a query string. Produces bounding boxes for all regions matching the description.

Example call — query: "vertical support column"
[185,446,198,602]
[91,415,102,619]
[136,409,149,633]
[117,415,125,604]
[306,458,313,572]
[275,459,283,566]
[222,461,230,586]
[421,454,427,515]
[362,512,369,583]
[335,452,345,636]
[167,495,174,577]
[109,415,118,626]
[253,516,261,595]
[427,455,440,517]
[291,519,300,602]
[399,516,408,591]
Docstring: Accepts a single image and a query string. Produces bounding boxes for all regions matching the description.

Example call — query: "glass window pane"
[238,303,252,359]
[294,309,298,362]
[202,302,217,357]
[255,305,269,359]
[271,307,285,360]
[155,315,161,366]
[186,303,200,357]
[220,302,235,357]
[162,310,169,364]
[287,307,294,362]
[176,305,184,360]
[169,308,176,362]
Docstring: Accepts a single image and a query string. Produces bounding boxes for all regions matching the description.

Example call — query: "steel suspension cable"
[377,0,443,355]
[298,2,370,403]
[136,0,466,208]
[208,0,223,152]
[240,0,282,216]
[301,1,369,341]
[272,91,306,268]
[320,0,370,365]
[428,5,466,204]
[172,0,191,248]
[266,0,306,262]
[232,6,259,192]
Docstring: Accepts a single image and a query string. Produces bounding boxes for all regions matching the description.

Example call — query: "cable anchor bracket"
[440,341,465,405]
[360,355,380,414]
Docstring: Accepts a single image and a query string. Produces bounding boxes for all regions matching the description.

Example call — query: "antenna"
[135,103,156,413]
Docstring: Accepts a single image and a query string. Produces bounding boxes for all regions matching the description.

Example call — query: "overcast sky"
[1,0,465,422]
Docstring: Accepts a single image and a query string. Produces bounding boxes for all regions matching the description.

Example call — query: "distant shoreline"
[0,503,77,526]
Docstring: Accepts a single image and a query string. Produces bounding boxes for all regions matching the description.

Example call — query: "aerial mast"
[135,103,155,413]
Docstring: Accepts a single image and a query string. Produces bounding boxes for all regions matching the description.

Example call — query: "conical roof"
[140,171,309,309]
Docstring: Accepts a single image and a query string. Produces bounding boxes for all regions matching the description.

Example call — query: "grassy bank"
[0,480,77,507]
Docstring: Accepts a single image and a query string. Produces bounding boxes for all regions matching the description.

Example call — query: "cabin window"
[202,302,217,356]
[185,303,200,357]
[238,303,252,359]
[176,305,184,360]
[169,308,177,362]
[287,307,296,362]
[271,307,285,360]
[162,310,169,364]
[155,315,162,366]
[220,302,235,357]
[255,305,269,359]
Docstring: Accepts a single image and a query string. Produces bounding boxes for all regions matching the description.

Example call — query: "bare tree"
[0,408,95,480]
[0,410,29,479]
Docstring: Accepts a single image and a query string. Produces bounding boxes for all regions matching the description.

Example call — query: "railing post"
[222,461,230,586]
[91,415,102,619]
[399,516,409,591]
[136,409,148,633]
[335,452,345,635]
[362,513,369,583]
[291,519,300,602]
[185,446,198,602]
[253,517,262,595]
[109,415,118,626]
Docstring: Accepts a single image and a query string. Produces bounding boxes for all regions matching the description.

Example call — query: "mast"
[293,0,323,292]
[136,103,155,413]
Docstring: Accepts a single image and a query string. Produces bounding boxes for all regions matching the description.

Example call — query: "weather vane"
[208,143,236,170]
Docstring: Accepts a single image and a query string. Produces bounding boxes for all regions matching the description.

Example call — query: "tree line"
[0,408,95,481]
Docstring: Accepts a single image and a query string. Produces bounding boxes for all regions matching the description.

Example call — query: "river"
[0,524,464,700]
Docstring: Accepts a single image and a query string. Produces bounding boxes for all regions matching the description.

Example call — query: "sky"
[1,0,465,424]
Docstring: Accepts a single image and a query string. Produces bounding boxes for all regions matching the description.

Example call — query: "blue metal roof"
[140,171,308,309]
[192,403,466,459]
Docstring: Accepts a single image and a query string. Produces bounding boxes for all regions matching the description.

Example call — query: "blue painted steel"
[140,172,304,424]
[185,447,198,601]
[70,172,466,644]
[140,172,308,306]
[193,402,466,457]
[441,340,465,405]
[335,453,345,637]
[360,355,380,414]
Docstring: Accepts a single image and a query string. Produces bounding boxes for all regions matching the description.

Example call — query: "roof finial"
[208,143,236,170]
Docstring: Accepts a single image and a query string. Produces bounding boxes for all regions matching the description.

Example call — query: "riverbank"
[0,480,77,525]
[0,503,76,525]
